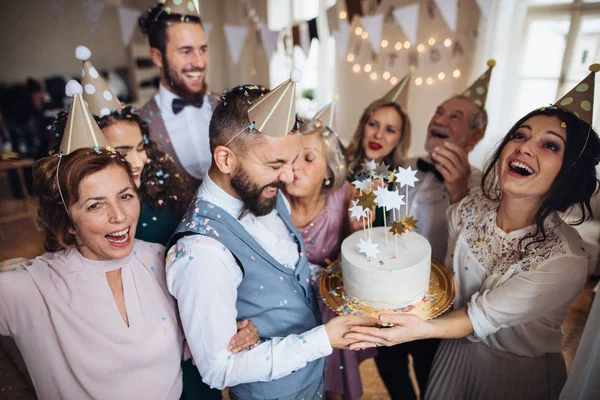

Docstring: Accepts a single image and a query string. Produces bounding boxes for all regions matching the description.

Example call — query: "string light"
[361,31,369,40]
[390,76,398,85]
[453,69,461,78]
[381,39,388,48]
[438,72,445,80]
[426,77,434,85]
[339,11,347,19]
[370,72,378,80]
[364,64,372,73]
[355,27,363,35]
[404,41,411,49]
[353,64,361,73]
[347,53,355,62]
[395,41,402,50]
[383,71,391,80]
[415,77,423,86]
[417,44,426,53]
[428,37,436,46]
[444,38,452,47]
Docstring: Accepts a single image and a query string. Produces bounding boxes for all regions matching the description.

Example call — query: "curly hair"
[482,106,600,253]
[50,106,194,216]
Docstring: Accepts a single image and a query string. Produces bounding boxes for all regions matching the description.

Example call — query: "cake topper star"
[374,186,388,206]
[373,161,390,179]
[387,171,396,183]
[357,191,377,210]
[389,220,406,236]
[401,215,418,232]
[357,238,380,260]
[379,190,405,211]
[348,200,368,221]
[394,166,419,188]
[361,159,377,177]
[352,178,372,192]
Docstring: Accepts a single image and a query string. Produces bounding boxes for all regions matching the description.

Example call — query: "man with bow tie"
[138,0,219,188]
[378,61,495,400]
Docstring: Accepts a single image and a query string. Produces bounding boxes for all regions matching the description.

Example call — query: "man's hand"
[324,315,379,349]
[228,320,260,354]
[432,142,472,204]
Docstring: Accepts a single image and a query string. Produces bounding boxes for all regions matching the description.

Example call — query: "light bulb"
[381,39,388,48]
[417,44,425,53]
[353,64,361,73]
[364,64,372,73]
[347,53,355,62]
[438,72,445,80]
[453,69,461,78]
[395,41,402,50]
[444,38,452,47]
[428,37,436,46]
[355,27,363,35]
[415,77,423,86]
[426,77,434,85]
[370,72,378,80]
[339,11,347,20]
[361,31,369,40]
[390,77,398,85]
[383,71,390,80]
[404,41,411,49]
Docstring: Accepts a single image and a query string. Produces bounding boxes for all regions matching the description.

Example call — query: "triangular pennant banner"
[326,5,340,34]
[393,4,420,45]
[82,0,106,34]
[203,22,213,40]
[261,27,280,62]
[333,19,351,59]
[223,25,249,64]
[51,0,68,20]
[118,7,142,46]
[475,0,491,19]
[434,0,458,32]
[361,13,384,54]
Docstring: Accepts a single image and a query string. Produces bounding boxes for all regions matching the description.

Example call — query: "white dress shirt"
[166,174,332,390]
[155,84,213,180]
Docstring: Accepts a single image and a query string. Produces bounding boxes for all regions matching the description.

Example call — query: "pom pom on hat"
[408,65,416,72]
[290,69,302,83]
[487,59,496,68]
[332,94,340,101]
[65,80,83,97]
[590,63,600,73]
[75,46,92,61]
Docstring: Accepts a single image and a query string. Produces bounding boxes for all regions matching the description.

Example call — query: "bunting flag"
[345,0,363,22]
[51,0,68,20]
[393,4,420,45]
[333,19,351,58]
[434,0,458,32]
[118,7,142,45]
[293,22,311,57]
[476,0,492,19]
[326,5,340,34]
[260,27,280,62]
[308,18,319,42]
[360,13,384,54]
[203,22,213,41]
[223,25,249,64]
[82,0,106,34]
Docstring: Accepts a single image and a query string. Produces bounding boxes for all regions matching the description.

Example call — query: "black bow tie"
[417,158,444,182]
[172,98,203,114]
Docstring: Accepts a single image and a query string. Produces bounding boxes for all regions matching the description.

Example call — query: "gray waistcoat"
[168,194,324,399]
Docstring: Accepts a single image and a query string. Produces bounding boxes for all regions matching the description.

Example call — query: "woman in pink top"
[0,148,255,400]
[285,119,375,400]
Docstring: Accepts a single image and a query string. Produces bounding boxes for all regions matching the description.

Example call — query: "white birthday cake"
[341,227,432,309]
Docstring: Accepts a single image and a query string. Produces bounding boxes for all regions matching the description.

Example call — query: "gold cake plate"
[319,260,457,321]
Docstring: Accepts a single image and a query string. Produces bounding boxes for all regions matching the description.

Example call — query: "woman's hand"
[325,315,379,349]
[227,320,260,354]
[344,314,432,350]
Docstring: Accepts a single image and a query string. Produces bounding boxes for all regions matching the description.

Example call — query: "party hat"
[247,69,301,138]
[59,81,109,155]
[554,64,599,125]
[76,46,122,117]
[462,59,496,108]
[314,95,339,132]
[380,70,412,109]
[159,0,200,17]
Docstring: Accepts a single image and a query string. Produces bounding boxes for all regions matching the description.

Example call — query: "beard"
[230,164,285,217]
[163,53,206,101]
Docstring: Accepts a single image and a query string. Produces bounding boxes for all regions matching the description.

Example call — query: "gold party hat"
[554,64,599,125]
[314,96,338,132]
[462,59,496,108]
[76,46,122,117]
[247,70,301,137]
[380,71,412,109]
[158,0,200,17]
[60,81,109,155]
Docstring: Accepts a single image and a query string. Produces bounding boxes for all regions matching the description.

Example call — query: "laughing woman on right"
[345,66,600,400]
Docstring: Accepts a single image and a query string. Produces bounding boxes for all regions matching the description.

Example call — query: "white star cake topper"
[348,200,368,221]
[352,178,372,192]
[394,166,419,188]
[378,190,405,211]
[357,237,380,260]
[373,161,390,179]
[361,159,377,177]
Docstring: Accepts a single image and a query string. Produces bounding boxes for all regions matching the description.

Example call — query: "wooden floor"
[0,173,596,400]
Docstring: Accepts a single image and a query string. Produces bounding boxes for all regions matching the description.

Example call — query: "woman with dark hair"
[344,68,600,399]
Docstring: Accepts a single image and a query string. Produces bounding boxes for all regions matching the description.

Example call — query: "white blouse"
[446,193,588,357]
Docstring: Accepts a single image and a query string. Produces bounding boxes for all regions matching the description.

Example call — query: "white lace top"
[446,193,588,357]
